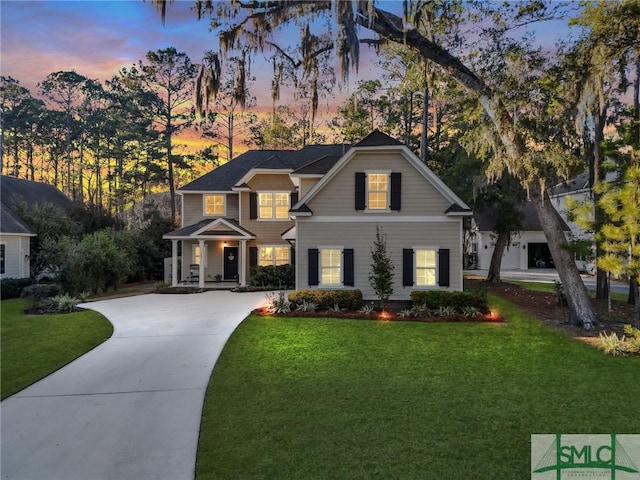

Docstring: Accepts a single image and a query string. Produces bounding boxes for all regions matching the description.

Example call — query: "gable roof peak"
[353,130,404,147]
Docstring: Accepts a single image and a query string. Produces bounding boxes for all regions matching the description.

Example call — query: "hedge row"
[288,289,364,311]
[0,278,33,299]
[410,290,488,312]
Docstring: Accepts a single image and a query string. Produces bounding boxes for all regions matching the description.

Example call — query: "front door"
[223,247,239,281]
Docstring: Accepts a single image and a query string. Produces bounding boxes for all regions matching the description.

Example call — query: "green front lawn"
[197,295,640,479]
[1,299,113,400]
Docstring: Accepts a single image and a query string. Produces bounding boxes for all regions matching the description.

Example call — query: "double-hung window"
[258,192,289,220]
[259,246,290,266]
[367,172,389,210]
[320,248,342,286]
[204,194,225,216]
[415,248,437,286]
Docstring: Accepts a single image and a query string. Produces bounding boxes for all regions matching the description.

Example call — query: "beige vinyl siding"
[181,193,239,226]
[0,235,30,279]
[298,177,320,198]
[181,240,231,281]
[296,220,463,300]
[309,151,450,216]
[240,173,297,281]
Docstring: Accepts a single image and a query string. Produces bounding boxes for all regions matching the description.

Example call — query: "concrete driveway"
[1,290,267,480]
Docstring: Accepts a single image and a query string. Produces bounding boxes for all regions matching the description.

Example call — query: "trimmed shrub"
[410,290,488,313]
[20,283,62,307]
[0,278,33,299]
[288,289,364,311]
[250,265,294,289]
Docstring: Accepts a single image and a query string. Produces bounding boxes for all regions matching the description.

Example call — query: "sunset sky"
[1,0,581,154]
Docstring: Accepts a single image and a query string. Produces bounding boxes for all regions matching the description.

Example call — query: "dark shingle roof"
[353,130,404,147]
[179,150,290,192]
[281,145,350,170]
[181,145,351,192]
[292,155,342,175]
[474,202,570,232]
[548,172,590,196]
[1,175,72,212]
[164,218,255,238]
[1,204,33,234]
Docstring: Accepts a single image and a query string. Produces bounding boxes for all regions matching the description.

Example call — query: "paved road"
[465,268,629,295]
[1,291,267,480]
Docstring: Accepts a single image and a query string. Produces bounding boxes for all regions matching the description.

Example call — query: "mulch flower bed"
[251,307,505,323]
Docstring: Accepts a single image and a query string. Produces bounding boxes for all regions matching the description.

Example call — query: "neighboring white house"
[0,204,35,279]
[468,202,571,271]
[290,131,472,300]
[1,175,73,279]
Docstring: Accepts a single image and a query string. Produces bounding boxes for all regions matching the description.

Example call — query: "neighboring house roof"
[1,175,72,212]
[474,202,571,232]
[548,172,590,197]
[1,204,35,235]
[1,175,72,235]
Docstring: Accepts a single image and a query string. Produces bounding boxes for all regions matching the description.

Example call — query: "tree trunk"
[530,189,596,328]
[361,6,599,328]
[486,231,509,283]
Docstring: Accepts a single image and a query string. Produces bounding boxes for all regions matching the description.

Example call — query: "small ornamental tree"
[369,225,395,309]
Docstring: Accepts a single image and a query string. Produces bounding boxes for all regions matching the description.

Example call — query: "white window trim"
[365,170,391,213]
[412,245,439,289]
[203,193,227,217]
[257,191,291,221]
[318,246,344,288]
[192,244,208,267]
[257,245,290,267]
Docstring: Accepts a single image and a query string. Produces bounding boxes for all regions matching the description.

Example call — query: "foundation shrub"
[1,278,33,299]
[289,289,364,311]
[410,290,488,313]
[250,265,295,289]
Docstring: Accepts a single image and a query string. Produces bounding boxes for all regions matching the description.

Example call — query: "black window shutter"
[402,249,414,286]
[438,249,450,287]
[308,249,319,286]
[290,247,296,266]
[390,172,401,210]
[343,249,354,286]
[355,172,366,210]
[290,191,298,207]
[249,247,258,268]
[249,192,258,219]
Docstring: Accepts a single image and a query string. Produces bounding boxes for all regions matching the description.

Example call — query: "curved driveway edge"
[1,291,267,480]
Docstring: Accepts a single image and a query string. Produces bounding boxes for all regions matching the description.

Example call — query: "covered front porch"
[163,218,255,288]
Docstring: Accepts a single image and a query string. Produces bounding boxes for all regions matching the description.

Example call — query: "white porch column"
[199,239,205,288]
[239,239,247,286]
[171,240,179,287]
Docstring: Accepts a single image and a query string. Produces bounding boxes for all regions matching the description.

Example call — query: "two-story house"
[163,145,349,287]
[164,131,472,300]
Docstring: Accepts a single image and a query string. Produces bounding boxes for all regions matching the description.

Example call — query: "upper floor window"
[204,194,225,216]
[258,192,289,220]
[355,172,401,211]
[367,172,389,210]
